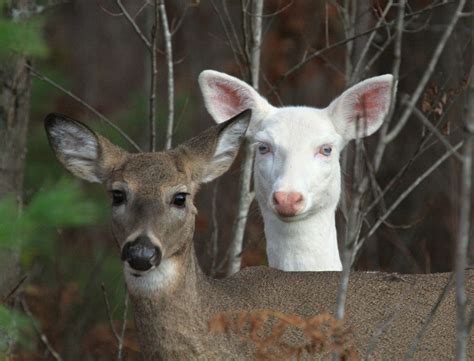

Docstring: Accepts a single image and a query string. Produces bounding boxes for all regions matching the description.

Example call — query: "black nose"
[121,235,162,271]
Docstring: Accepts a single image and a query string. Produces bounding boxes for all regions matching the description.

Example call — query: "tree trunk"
[0,0,33,299]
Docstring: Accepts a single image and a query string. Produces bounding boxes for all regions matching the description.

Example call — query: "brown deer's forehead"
[111,152,191,195]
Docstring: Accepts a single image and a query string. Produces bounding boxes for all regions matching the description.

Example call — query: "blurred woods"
[0,0,472,359]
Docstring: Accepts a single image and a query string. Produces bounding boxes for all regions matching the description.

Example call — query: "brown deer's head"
[45,111,250,293]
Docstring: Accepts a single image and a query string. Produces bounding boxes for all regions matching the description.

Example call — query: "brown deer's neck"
[129,240,221,359]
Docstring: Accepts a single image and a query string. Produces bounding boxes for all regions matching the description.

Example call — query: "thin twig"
[404,274,454,361]
[134,0,151,19]
[159,0,175,150]
[209,0,245,78]
[266,0,454,97]
[100,283,121,345]
[21,298,63,361]
[384,0,467,143]
[149,0,159,152]
[355,142,463,256]
[350,0,394,85]
[209,181,220,277]
[372,0,404,171]
[367,286,415,359]
[411,106,463,161]
[2,274,28,303]
[240,0,251,78]
[117,290,129,361]
[115,0,152,49]
[363,87,467,220]
[26,64,141,152]
[242,0,292,18]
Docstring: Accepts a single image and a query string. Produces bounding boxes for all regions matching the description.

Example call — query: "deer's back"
[212,268,474,360]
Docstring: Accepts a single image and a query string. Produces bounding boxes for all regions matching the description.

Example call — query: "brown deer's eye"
[111,190,126,206]
[172,193,188,208]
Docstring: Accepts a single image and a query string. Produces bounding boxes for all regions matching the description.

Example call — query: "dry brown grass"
[209,310,358,360]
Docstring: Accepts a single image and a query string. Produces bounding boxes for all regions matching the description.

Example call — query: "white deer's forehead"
[253,106,343,149]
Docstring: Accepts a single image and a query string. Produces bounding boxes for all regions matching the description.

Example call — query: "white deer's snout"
[272,191,305,217]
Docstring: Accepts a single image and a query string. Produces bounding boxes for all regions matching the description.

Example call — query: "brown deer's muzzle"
[121,235,162,271]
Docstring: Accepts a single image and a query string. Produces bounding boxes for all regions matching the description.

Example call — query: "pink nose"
[273,191,304,217]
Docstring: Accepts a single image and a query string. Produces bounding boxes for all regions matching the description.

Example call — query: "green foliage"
[0,304,34,356]
[0,178,105,262]
[0,18,47,57]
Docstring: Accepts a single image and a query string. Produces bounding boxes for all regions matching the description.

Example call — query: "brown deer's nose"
[273,191,304,217]
[121,235,162,271]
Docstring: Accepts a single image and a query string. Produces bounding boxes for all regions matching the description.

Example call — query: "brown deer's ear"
[45,113,128,183]
[178,109,251,184]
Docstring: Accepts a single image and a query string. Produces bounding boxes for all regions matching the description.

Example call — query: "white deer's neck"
[262,207,342,272]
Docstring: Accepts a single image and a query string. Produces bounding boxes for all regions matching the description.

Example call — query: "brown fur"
[45,111,473,360]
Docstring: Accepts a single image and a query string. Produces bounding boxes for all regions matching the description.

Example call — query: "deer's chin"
[273,209,310,223]
[124,258,178,295]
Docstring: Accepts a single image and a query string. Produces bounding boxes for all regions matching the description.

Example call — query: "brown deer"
[45,111,473,360]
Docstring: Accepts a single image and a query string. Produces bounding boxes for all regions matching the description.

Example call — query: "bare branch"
[404,274,454,361]
[455,75,473,361]
[226,0,263,276]
[384,0,468,143]
[371,0,405,171]
[101,283,121,345]
[115,0,152,49]
[117,290,129,361]
[159,0,175,150]
[250,0,263,90]
[209,181,220,277]
[336,117,366,321]
[2,274,27,303]
[266,1,455,97]
[26,64,141,152]
[242,0,292,18]
[149,0,159,152]
[209,0,245,78]
[411,106,463,161]
[21,298,63,361]
[349,0,394,84]
[354,142,463,258]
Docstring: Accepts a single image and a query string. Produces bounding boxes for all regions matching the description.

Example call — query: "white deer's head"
[199,71,394,221]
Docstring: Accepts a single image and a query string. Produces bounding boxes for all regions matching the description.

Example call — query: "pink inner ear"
[352,84,391,124]
[209,80,247,120]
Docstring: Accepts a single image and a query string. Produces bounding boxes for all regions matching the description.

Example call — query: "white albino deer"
[45,111,472,360]
[199,70,395,271]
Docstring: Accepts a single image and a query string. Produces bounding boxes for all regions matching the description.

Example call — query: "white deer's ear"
[327,75,395,140]
[198,70,272,124]
[45,113,127,183]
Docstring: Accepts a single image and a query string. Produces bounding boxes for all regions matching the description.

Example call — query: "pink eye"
[319,144,332,157]
[257,142,271,155]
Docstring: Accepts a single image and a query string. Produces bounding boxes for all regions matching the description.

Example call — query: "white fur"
[199,70,272,134]
[199,70,395,272]
[124,258,178,295]
[122,230,179,295]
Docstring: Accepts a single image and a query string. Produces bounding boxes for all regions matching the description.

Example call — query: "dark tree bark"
[0,0,33,300]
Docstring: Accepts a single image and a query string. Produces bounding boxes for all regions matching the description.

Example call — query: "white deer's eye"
[257,142,271,155]
[319,144,332,157]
